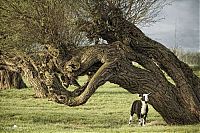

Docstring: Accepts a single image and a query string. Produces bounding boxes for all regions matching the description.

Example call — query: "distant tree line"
[172,48,200,66]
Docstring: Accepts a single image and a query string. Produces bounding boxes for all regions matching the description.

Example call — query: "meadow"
[0,69,200,133]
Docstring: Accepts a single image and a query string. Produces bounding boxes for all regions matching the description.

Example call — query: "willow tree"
[0,0,200,125]
[0,0,83,96]
[57,0,200,124]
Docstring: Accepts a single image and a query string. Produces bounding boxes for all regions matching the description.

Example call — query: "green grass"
[192,66,200,77]
[0,76,200,133]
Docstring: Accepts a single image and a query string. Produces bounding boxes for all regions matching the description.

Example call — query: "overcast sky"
[141,0,199,52]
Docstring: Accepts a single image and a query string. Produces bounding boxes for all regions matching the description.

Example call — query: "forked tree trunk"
[58,4,200,124]
[60,43,200,124]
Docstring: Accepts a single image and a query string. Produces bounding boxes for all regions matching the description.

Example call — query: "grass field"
[1,75,200,133]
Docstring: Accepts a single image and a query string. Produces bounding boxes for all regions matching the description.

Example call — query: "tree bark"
[22,62,49,98]
[72,4,200,124]
[59,42,200,124]
[0,54,49,97]
[46,3,200,124]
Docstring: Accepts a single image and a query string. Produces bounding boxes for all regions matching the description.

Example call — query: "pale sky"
[141,0,199,52]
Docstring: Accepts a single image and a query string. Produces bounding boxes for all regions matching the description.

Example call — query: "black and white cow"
[129,93,151,126]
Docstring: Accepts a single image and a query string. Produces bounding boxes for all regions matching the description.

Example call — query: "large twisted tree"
[0,0,200,125]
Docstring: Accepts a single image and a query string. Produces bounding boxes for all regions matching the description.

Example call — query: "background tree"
[0,51,27,89]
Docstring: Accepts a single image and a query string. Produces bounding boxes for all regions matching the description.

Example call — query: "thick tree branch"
[77,3,200,118]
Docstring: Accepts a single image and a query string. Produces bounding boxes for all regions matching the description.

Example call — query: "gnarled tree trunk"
[0,54,49,97]
[22,61,49,98]
[57,42,200,124]
[65,3,200,124]
[46,3,200,125]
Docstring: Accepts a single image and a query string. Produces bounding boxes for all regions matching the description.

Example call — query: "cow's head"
[138,93,151,102]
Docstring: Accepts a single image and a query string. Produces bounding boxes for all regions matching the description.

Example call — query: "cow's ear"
[138,94,142,97]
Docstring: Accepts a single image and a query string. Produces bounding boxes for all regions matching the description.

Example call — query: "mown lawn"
[0,76,200,133]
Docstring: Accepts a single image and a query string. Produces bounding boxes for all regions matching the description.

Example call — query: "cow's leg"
[129,114,134,125]
[137,114,143,126]
[143,114,147,126]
